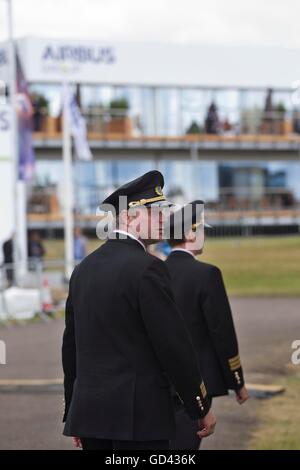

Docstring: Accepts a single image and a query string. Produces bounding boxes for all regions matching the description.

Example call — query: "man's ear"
[185,229,196,242]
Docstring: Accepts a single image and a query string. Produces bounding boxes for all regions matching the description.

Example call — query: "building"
[1,37,300,234]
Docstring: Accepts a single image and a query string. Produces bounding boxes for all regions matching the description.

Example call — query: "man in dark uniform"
[62,172,216,450]
[164,200,248,450]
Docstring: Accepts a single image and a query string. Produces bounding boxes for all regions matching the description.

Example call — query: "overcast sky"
[0,0,299,49]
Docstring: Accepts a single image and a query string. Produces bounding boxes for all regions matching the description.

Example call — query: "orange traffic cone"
[42,277,54,315]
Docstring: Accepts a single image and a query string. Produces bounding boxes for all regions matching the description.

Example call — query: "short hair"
[167,236,186,248]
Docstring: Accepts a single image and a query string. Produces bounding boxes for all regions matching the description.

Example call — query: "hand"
[72,437,82,448]
[235,386,249,404]
[197,409,216,439]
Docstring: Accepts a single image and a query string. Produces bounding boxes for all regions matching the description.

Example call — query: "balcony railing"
[31,108,300,143]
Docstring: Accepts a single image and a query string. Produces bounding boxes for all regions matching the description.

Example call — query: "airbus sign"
[42,45,116,64]
[1,37,298,87]
[15,38,120,83]
[38,43,116,76]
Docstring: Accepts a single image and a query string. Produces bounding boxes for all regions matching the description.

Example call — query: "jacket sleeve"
[139,258,211,419]
[62,268,77,422]
[201,266,245,391]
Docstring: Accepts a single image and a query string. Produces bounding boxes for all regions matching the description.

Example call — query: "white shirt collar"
[171,248,195,258]
[113,230,146,252]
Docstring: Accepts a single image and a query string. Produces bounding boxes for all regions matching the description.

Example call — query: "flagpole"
[63,81,74,280]
[6,0,27,280]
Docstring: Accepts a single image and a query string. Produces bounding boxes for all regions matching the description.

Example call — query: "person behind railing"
[262,88,274,134]
[292,109,300,134]
[2,234,14,286]
[74,227,87,263]
[204,102,220,134]
[28,231,46,271]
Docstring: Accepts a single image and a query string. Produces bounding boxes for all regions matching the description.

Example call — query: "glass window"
[155,88,180,136]
[34,160,63,186]
[217,160,300,210]
[29,83,62,117]
[272,91,292,112]
[95,160,156,209]
[181,89,206,135]
[114,87,144,136]
[240,89,266,134]
[114,87,157,136]
[141,88,156,135]
[81,85,115,133]
[214,89,240,133]
[81,85,114,108]
[159,160,218,203]
[181,88,241,135]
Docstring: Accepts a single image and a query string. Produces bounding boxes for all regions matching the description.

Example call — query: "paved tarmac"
[0,297,299,450]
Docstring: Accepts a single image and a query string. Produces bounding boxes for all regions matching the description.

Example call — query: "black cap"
[99,170,173,215]
[165,200,211,241]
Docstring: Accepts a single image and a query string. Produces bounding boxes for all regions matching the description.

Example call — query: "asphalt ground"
[0,297,299,450]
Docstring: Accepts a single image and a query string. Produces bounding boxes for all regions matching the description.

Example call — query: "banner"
[0,104,14,259]
[16,51,35,181]
[66,86,92,161]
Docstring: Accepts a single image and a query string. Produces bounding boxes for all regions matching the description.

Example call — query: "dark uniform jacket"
[165,250,244,397]
[62,237,210,441]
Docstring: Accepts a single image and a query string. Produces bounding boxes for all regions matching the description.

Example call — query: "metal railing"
[32,108,300,139]
[0,259,71,323]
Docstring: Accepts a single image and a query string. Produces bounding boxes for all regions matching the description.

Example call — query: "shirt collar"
[113,230,146,252]
[171,248,195,258]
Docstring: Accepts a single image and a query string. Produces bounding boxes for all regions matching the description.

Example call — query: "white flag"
[66,88,92,161]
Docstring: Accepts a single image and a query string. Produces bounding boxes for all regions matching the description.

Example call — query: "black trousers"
[81,438,169,450]
[170,398,213,451]
[169,406,201,450]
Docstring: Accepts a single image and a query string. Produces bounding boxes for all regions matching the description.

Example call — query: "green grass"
[201,235,300,296]
[250,371,300,450]
[44,235,300,296]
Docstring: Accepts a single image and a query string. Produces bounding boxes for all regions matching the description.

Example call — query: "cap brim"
[147,200,174,208]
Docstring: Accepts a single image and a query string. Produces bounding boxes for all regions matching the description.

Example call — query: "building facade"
[1,38,300,232]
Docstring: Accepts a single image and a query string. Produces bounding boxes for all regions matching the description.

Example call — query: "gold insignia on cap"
[128,195,166,208]
[155,186,163,196]
[228,354,241,371]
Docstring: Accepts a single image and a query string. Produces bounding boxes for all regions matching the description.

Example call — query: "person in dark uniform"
[62,172,216,451]
[164,200,248,450]
[2,235,14,285]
